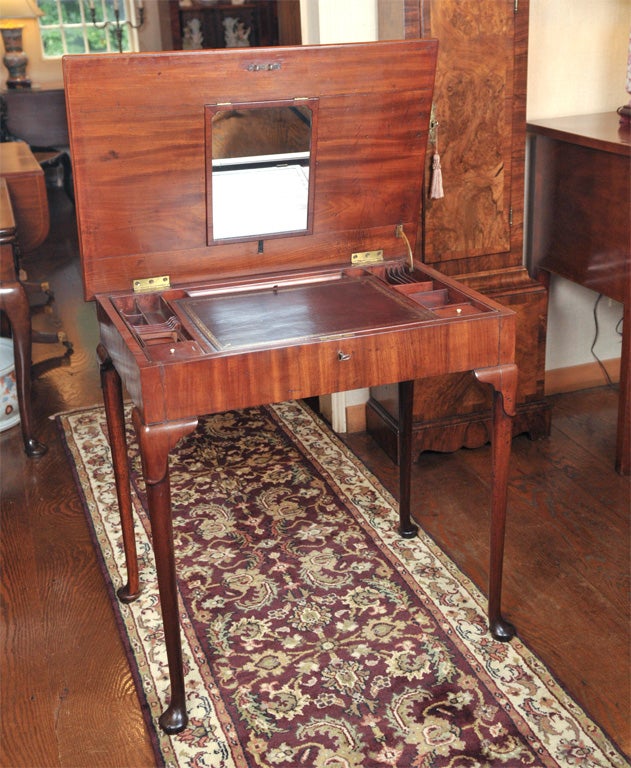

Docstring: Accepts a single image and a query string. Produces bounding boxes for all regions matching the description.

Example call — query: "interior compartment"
[383,265,491,317]
[112,294,191,345]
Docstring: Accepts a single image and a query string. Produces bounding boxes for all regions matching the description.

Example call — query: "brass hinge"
[509,207,513,227]
[514,0,518,13]
[351,249,384,266]
[133,275,171,293]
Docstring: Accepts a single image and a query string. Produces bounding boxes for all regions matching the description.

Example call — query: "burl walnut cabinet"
[369,0,550,461]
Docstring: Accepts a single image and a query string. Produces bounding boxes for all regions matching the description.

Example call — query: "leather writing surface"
[176,276,433,351]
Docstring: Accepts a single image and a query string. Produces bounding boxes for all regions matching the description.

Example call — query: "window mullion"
[37,0,139,58]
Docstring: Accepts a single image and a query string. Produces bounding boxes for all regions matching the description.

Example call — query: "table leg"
[131,408,198,734]
[474,364,518,642]
[398,379,419,538]
[98,345,141,602]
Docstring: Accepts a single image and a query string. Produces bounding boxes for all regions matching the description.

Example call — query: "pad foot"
[490,616,516,642]
[399,522,418,539]
[117,584,141,603]
[159,703,188,734]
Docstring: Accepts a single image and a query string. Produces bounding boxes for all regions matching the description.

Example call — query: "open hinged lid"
[63,40,438,301]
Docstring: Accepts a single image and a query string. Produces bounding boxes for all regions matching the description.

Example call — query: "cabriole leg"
[475,364,518,642]
[98,344,140,603]
[131,408,198,734]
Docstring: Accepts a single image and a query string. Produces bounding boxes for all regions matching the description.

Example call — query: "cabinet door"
[421,0,523,273]
[169,1,281,50]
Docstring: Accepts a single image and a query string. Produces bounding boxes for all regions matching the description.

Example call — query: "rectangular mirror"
[206,99,317,243]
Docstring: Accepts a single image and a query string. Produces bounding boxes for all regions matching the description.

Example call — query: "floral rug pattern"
[58,401,626,768]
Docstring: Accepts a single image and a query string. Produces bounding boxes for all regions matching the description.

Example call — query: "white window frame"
[38,0,141,58]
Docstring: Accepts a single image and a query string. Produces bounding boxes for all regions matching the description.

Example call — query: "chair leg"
[0,276,46,456]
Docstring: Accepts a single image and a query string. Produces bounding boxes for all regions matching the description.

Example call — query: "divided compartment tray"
[112,294,190,346]
[385,266,492,318]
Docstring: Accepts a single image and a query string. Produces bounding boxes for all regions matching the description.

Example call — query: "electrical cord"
[590,293,622,389]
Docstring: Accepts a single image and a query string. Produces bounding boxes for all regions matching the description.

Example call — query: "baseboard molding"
[320,399,367,434]
[345,403,367,434]
[545,357,620,395]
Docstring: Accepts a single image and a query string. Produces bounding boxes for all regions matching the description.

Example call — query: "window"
[38,0,141,57]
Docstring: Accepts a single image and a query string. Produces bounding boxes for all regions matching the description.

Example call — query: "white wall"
[528,0,629,119]
[527,0,630,374]
[300,0,377,44]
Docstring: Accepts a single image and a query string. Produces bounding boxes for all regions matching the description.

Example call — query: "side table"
[527,112,630,475]
[1,84,68,147]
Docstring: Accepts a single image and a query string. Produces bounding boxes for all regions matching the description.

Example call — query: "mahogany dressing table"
[63,41,518,733]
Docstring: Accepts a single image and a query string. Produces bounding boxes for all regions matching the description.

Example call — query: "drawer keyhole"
[338,351,351,361]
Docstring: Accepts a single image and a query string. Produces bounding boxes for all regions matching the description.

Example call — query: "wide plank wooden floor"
[1,188,629,766]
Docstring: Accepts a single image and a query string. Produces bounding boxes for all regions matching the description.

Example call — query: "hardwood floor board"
[548,387,622,469]
[345,439,501,600]
[453,434,629,755]
[0,497,61,768]
[508,476,626,572]
[506,572,630,754]
[471,420,626,513]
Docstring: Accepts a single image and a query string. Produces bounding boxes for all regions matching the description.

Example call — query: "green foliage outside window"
[38,0,132,57]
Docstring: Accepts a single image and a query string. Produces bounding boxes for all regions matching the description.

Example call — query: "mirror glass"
[210,102,314,242]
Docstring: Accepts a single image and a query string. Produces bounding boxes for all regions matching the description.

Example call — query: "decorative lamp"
[0,0,43,89]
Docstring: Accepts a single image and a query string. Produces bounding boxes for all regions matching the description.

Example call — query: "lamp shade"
[0,0,43,21]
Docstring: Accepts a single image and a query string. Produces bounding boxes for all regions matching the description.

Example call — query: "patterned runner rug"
[58,401,625,768]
